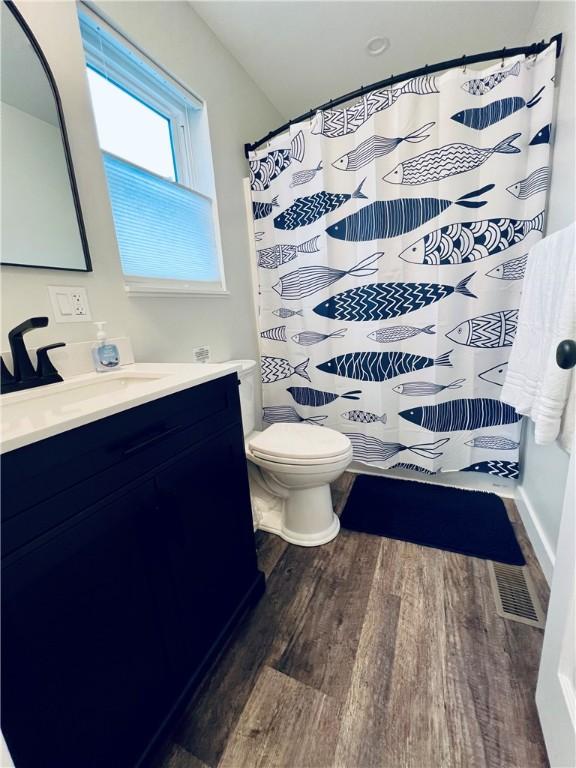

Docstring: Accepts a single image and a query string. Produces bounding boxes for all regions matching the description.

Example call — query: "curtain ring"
[501,47,506,68]
[462,54,467,74]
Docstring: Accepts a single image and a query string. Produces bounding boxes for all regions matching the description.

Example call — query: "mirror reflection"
[1,2,91,271]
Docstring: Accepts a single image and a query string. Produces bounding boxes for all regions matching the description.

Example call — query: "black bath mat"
[340,474,525,565]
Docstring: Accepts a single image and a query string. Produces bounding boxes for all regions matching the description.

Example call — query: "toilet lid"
[248,423,351,461]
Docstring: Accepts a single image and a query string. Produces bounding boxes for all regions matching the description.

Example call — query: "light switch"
[48,286,92,323]
[56,292,73,316]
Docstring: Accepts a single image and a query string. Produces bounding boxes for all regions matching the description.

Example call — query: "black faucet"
[1,317,65,394]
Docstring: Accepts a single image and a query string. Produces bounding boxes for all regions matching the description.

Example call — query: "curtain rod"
[244,33,562,158]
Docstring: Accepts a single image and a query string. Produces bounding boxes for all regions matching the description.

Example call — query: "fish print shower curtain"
[248,45,556,478]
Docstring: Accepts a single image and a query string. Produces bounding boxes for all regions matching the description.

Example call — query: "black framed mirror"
[1,0,92,271]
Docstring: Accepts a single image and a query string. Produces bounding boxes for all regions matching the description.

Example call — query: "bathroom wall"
[1,0,281,361]
[515,0,575,583]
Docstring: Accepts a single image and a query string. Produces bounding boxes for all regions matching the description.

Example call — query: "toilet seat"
[248,423,352,466]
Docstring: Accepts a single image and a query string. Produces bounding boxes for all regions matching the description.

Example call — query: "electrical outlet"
[48,286,92,323]
[71,291,88,316]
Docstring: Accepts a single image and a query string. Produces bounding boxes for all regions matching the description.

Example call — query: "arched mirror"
[1,0,92,271]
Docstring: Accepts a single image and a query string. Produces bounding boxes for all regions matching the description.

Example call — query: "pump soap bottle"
[92,322,120,371]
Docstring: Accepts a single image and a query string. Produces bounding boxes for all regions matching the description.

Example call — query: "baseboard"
[515,485,555,584]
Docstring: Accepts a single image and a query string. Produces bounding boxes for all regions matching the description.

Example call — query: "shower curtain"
[248,45,556,478]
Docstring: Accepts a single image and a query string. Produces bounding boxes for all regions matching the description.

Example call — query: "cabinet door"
[1,481,175,768]
[155,426,259,679]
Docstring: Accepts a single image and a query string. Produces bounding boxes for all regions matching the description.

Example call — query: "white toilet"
[236,360,352,546]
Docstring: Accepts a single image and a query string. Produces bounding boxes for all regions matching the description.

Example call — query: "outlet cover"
[48,286,92,323]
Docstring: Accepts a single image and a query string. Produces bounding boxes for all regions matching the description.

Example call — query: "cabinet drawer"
[1,373,240,527]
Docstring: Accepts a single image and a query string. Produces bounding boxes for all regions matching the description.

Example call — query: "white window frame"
[79,5,227,297]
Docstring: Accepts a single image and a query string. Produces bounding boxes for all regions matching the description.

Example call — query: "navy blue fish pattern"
[465,436,520,450]
[326,185,493,241]
[260,325,287,342]
[390,463,435,475]
[313,274,476,321]
[272,308,303,318]
[311,76,439,138]
[451,87,544,130]
[316,350,453,382]
[446,310,518,348]
[287,386,361,407]
[461,61,521,95]
[274,251,383,301]
[274,179,367,230]
[291,328,347,346]
[346,434,449,462]
[529,124,551,145]
[398,213,543,266]
[332,122,435,171]
[399,399,521,431]
[506,167,550,199]
[460,461,519,479]
[249,131,305,191]
[383,135,520,185]
[485,254,528,281]
[478,362,508,386]
[250,46,555,476]
[392,379,466,396]
[253,196,279,220]
[262,406,327,425]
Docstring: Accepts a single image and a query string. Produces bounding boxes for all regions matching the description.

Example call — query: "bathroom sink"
[2,372,167,422]
[0,361,241,453]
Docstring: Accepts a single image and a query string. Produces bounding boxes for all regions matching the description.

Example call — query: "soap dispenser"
[91,322,120,371]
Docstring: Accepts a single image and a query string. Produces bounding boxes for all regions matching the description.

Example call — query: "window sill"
[124,281,229,298]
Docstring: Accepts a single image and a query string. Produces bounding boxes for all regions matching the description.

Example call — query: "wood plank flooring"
[158,474,550,768]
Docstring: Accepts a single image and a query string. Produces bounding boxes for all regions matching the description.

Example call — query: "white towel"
[501,222,576,450]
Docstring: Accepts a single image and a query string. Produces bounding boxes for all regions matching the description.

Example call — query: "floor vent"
[488,562,545,628]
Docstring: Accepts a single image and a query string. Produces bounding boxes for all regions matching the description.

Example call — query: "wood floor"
[158,474,550,768]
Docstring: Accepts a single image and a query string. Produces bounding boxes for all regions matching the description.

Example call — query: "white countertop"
[0,361,241,454]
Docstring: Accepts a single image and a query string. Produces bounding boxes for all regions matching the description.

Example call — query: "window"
[79,10,226,295]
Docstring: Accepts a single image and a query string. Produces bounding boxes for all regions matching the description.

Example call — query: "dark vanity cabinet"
[1,374,264,768]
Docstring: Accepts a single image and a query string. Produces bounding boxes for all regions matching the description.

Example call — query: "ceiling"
[192,1,540,121]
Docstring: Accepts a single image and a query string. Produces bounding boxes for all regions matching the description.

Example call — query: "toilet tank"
[234,359,258,437]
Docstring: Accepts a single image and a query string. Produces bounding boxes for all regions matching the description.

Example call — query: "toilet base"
[259,510,340,547]
[247,466,341,547]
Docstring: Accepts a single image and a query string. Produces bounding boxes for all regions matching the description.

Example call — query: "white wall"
[1,1,281,362]
[515,0,575,583]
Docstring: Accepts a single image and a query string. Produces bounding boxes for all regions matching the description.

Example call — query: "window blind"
[103,153,220,283]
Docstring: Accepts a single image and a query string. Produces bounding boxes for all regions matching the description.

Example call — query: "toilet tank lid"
[249,423,351,461]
